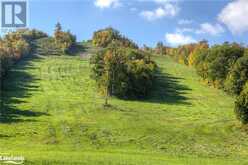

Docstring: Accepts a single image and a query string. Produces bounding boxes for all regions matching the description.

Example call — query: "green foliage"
[188,42,209,66]
[168,41,247,124]
[225,54,248,95]
[92,27,138,49]
[54,22,76,53]
[169,41,245,90]
[0,29,47,79]
[205,43,244,87]
[170,43,201,65]
[235,83,248,124]
[0,51,12,79]
[194,48,209,80]
[34,37,63,56]
[17,29,48,41]
[90,46,157,98]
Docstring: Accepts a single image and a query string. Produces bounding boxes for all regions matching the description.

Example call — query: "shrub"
[235,83,248,124]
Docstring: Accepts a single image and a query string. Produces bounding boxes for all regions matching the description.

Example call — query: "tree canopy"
[54,22,76,53]
[90,45,157,99]
[92,27,138,49]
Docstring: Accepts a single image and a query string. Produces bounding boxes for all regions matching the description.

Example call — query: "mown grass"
[1,51,248,164]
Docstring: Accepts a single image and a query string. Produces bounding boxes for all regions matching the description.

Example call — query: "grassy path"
[1,54,248,164]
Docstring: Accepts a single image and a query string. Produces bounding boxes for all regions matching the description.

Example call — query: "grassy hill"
[1,43,248,164]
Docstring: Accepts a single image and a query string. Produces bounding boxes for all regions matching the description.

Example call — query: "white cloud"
[218,0,248,34]
[141,7,166,20]
[178,19,193,25]
[196,23,225,36]
[94,0,121,9]
[176,27,194,33]
[165,33,196,46]
[140,3,179,21]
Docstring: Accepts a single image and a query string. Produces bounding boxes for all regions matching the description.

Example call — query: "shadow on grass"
[0,55,49,123]
[0,133,12,138]
[142,71,192,105]
[111,71,192,106]
[104,69,192,106]
[68,43,87,56]
[68,42,103,58]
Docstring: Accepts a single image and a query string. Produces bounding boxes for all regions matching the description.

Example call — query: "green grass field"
[1,47,248,164]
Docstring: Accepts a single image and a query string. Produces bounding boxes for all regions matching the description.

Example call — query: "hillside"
[1,42,248,164]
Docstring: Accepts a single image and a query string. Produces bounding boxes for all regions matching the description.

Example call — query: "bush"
[90,46,157,98]
[235,83,248,124]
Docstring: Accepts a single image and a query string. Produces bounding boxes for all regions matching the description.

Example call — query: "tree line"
[0,29,48,80]
[0,23,76,82]
[156,41,248,125]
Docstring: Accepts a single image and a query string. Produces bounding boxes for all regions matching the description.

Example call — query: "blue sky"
[27,0,248,47]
